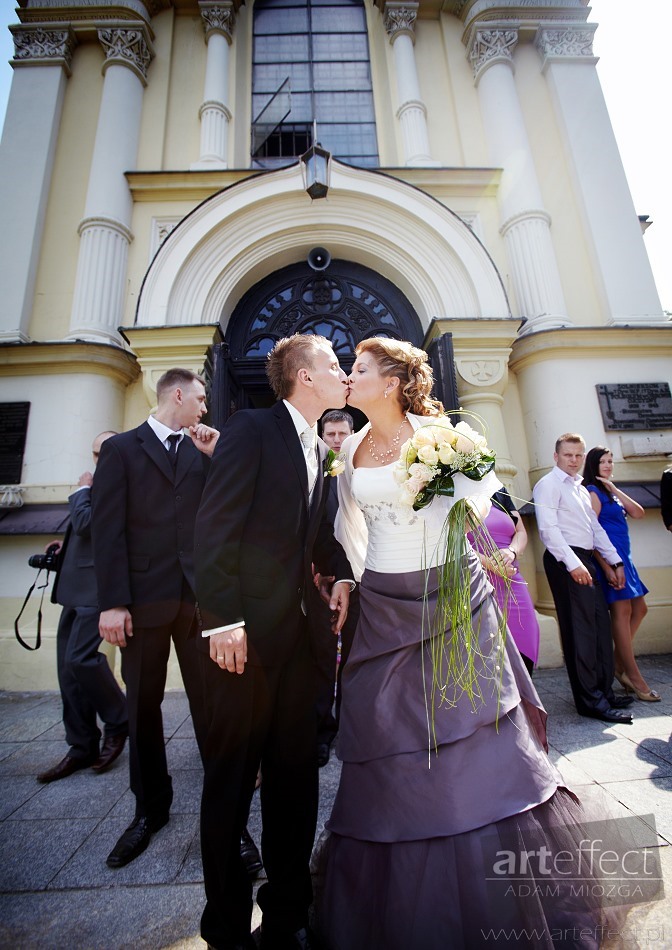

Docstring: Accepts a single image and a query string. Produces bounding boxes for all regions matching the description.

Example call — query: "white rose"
[438,443,457,465]
[454,421,483,454]
[409,462,435,483]
[417,444,439,466]
[430,422,455,445]
[411,427,436,449]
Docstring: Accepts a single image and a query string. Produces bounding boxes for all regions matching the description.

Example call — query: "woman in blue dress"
[583,446,658,702]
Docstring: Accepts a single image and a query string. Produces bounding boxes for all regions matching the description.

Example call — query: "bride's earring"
[384,390,388,399]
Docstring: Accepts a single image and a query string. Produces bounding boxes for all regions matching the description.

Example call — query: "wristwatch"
[610,561,624,569]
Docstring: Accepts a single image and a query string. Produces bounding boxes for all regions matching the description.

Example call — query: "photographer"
[37,432,128,783]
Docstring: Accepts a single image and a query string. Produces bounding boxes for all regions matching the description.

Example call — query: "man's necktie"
[300,427,318,494]
[167,433,180,468]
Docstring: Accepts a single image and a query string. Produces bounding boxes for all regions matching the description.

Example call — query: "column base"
[190,159,228,170]
[0,330,31,343]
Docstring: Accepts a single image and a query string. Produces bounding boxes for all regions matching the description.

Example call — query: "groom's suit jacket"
[92,422,209,628]
[195,400,352,667]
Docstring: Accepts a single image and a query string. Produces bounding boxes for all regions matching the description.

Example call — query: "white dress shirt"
[147,414,184,450]
[533,465,619,572]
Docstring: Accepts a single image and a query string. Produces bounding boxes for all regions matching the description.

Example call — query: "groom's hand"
[210,625,247,674]
[329,581,350,635]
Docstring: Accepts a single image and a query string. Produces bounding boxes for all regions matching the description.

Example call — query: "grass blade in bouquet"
[394,412,508,740]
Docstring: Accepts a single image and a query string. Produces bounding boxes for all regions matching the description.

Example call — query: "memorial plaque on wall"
[596,383,672,431]
[0,402,30,483]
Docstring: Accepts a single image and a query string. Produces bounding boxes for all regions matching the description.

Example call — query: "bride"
[316,338,616,950]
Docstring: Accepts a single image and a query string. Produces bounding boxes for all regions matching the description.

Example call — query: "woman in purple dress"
[583,447,658,702]
[469,488,539,676]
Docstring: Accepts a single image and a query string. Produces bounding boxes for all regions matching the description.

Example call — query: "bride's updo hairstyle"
[356,337,444,417]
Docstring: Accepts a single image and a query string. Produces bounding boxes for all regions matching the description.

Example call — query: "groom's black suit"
[92,422,208,821]
[195,401,352,948]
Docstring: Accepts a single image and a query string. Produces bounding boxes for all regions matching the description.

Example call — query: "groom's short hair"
[267,333,330,400]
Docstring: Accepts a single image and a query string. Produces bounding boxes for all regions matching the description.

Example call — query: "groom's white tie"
[300,427,318,496]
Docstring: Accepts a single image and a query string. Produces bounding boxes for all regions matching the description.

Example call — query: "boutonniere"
[324,449,346,477]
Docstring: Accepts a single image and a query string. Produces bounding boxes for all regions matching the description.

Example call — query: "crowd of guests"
[30,339,668,950]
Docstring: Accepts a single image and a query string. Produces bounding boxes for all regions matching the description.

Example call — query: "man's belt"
[570,546,594,557]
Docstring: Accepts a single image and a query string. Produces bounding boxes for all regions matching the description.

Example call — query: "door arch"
[211,256,425,422]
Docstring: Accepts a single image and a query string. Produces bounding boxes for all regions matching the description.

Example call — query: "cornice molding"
[509,326,672,374]
[0,341,140,387]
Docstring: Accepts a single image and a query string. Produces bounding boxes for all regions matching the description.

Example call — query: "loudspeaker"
[307,247,331,272]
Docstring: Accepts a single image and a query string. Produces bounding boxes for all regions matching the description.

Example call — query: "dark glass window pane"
[255,35,309,63]
[252,0,378,165]
[254,9,309,34]
[314,62,371,91]
[312,8,365,31]
[313,34,368,61]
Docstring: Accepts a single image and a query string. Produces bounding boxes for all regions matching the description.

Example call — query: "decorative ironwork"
[226,260,422,369]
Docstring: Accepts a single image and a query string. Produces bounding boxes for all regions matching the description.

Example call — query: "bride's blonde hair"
[355,338,444,417]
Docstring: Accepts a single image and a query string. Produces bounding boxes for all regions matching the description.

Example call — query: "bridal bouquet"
[394,416,506,732]
[393,418,496,508]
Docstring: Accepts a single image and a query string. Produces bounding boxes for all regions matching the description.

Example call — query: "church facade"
[1,0,670,689]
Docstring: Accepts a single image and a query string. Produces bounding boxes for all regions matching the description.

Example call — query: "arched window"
[252,0,379,167]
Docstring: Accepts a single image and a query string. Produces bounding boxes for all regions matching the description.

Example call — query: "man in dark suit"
[311,409,360,767]
[92,368,219,869]
[37,431,128,784]
[195,334,353,950]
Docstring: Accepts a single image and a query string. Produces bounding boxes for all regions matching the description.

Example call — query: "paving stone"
[0,776,43,820]
[50,813,199,888]
[563,737,672,784]
[0,818,99,891]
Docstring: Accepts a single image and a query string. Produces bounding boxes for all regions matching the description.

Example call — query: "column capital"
[383,3,418,44]
[535,24,598,71]
[98,24,154,85]
[468,27,518,83]
[199,1,236,43]
[10,25,76,76]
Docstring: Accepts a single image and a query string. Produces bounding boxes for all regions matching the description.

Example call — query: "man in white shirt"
[533,433,634,724]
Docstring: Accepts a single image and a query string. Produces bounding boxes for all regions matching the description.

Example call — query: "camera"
[28,543,60,572]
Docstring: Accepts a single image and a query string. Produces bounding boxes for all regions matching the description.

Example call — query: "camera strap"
[14,569,52,651]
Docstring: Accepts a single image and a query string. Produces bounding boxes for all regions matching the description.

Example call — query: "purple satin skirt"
[315,554,626,949]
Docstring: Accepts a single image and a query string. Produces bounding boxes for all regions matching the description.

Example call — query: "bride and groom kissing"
[194,333,608,950]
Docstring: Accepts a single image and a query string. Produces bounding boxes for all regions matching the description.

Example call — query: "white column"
[468,29,569,335]
[536,26,664,326]
[384,3,438,167]
[68,26,153,344]
[191,2,235,170]
[0,26,75,342]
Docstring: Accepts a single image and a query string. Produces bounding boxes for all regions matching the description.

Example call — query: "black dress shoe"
[92,731,128,773]
[37,754,96,784]
[240,826,263,879]
[610,695,634,708]
[583,708,633,724]
[316,742,331,768]
[260,924,319,950]
[106,813,169,868]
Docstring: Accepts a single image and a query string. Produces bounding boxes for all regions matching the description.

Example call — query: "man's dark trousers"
[54,487,127,760]
[543,547,616,714]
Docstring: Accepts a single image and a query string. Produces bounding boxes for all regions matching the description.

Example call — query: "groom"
[195,334,353,950]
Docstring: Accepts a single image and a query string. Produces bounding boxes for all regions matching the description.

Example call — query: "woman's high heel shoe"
[620,671,661,703]
[615,671,631,692]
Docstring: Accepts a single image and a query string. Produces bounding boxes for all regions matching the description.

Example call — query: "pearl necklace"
[366,415,408,463]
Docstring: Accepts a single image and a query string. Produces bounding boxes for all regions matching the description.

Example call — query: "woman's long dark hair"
[582,446,615,501]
